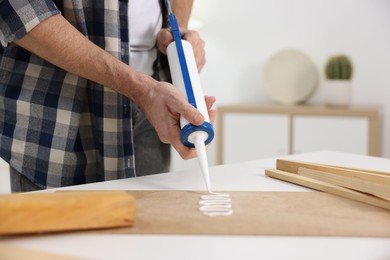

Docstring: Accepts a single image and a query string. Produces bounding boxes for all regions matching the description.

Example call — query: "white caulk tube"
[166,40,214,148]
[166,40,215,192]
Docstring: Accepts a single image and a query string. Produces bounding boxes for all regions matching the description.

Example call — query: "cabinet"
[216,104,382,165]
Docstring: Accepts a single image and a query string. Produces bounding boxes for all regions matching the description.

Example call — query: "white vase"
[323,80,352,107]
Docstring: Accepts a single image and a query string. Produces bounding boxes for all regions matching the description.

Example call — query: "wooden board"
[0,191,136,235]
[276,159,390,180]
[95,191,390,237]
[274,159,390,202]
[297,167,390,199]
[265,169,390,210]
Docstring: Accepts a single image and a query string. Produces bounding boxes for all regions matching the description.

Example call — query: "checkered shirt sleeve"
[0,0,60,47]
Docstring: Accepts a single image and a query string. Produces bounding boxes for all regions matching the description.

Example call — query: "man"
[0,0,216,191]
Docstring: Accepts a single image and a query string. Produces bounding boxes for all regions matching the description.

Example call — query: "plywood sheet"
[99,191,390,237]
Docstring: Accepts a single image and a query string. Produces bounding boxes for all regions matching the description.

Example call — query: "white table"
[2,151,390,260]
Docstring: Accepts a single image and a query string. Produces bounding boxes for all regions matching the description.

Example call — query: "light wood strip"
[0,191,136,235]
[265,168,390,210]
[320,163,390,177]
[297,167,390,199]
[277,159,390,185]
[218,104,380,117]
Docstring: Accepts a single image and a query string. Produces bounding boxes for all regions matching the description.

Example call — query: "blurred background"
[171,0,390,170]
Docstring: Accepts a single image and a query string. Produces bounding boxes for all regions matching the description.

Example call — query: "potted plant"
[323,55,353,106]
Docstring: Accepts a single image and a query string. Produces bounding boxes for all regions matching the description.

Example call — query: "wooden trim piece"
[368,113,382,156]
[265,168,390,210]
[288,115,294,154]
[297,167,390,199]
[326,164,390,176]
[217,104,381,117]
[277,159,390,178]
[0,191,136,235]
[216,106,224,165]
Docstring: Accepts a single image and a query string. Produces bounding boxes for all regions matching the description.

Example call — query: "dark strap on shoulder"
[52,0,64,13]
[152,0,171,82]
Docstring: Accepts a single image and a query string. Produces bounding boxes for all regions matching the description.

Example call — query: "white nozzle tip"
[193,133,212,192]
[188,131,208,145]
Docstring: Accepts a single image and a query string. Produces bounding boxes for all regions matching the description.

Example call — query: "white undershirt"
[128,0,162,75]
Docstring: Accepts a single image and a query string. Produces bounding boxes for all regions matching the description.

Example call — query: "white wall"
[172,0,390,171]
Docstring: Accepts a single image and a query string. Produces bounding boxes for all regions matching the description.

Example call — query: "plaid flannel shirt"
[0,0,145,188]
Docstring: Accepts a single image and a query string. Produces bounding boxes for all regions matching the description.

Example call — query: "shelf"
[216,104,382,164]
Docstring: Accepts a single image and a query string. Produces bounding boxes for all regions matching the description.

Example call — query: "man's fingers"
[208,109,216,125]
[157,29,173,54]
[205,96,216,124]
[171,137,197,159]
[182,30,206,71]
[205,96,216,110]
[181,103,204,126]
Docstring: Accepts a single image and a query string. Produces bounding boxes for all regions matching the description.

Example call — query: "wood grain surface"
[0,191,136,235]
[95,190,390,237]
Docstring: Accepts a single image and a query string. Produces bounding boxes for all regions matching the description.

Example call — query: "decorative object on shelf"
[263,49,319,105]
[323,55,353,107]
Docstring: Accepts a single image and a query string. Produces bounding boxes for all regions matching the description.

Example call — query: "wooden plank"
[96,191,390,237]
[0,191,136,235]
[320,163,390,176]
[216,105,224,164]
[217,104,380,117]
[265,168,390,210]
[277,159,390,184]
[297,167,390,199]
[368,114,382,156]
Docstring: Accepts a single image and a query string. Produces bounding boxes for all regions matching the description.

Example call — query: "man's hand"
[137,81,216,159]
[157,28,206,72]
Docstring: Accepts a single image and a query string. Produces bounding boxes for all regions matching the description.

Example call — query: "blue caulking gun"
[164,0,214,191]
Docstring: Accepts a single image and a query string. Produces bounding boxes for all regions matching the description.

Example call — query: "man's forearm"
[172,0,193,28]
[14,14,155,105]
